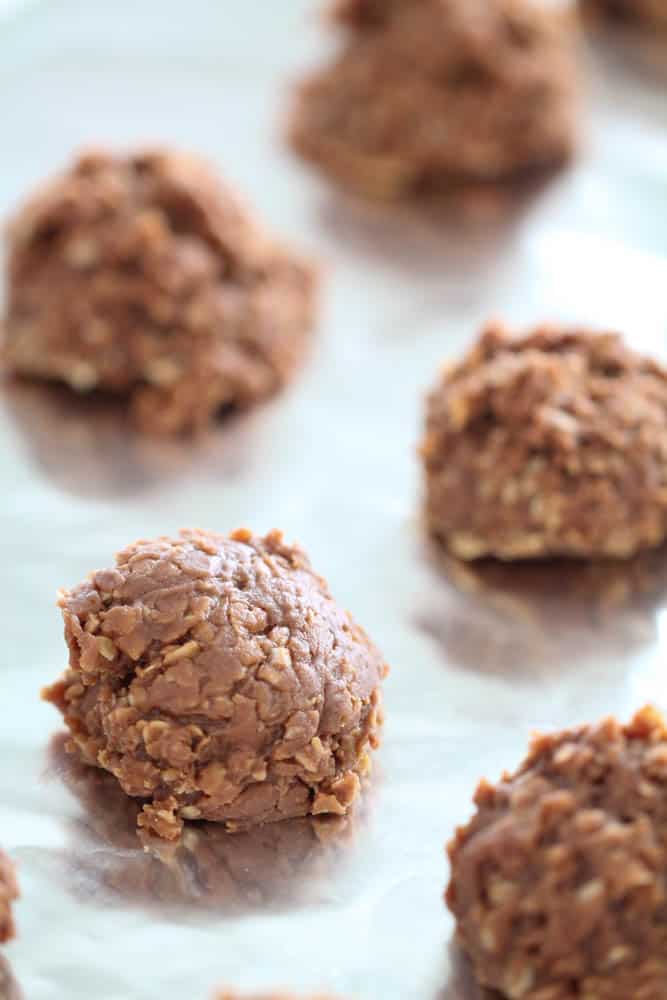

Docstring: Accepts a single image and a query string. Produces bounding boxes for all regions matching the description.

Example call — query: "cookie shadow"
[0,956,22,1000]
[313,164,566,283]
[582,9,667,94]
[0,375,262,500]
[45,733,367,920]
[415,535,667,680]
[435,942,498,1000]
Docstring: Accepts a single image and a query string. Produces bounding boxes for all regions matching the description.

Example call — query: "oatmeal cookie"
[290,0,578,199]
[447,707,667,1000]
[44,529,387,840]
[3,149,318,434]
[421,323,667,560]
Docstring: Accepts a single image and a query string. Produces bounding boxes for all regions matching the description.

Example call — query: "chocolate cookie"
[446,707,667,1000]
[290,0,578,199]
[0,850,18,944]
[44,529,387,840]
[421,323,667,560]
[3,149,318,434]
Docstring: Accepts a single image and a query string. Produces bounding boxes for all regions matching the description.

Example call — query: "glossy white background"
[1,3,667,998]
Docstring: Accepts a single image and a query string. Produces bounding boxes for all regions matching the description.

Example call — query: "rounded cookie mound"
[4,149,318,434]
[44,529,387,840]
[290,0,577,199]
[0,850,18,944]
[421,323,667,560]
[446,707,667,1000]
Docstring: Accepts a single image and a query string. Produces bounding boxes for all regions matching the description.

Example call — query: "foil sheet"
[1,3,667,998]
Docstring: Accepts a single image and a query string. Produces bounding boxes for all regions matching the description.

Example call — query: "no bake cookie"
[44,529,387,840]
[3,149,318,434]
[421,323,667,560]
[447,707,667,1000]
[290,0,577,199]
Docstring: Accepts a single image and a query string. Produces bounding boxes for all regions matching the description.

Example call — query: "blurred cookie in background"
[290,0,579,201]
[3,149,318,435]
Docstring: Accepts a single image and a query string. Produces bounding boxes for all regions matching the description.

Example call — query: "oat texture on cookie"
[290,0,578,199]
[44,529,387,840]
[446,707,667,1000]
[3,149,318,434]
[421,323,667,560]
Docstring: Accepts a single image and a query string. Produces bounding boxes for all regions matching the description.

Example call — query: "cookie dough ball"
[4,149,318,434]
[0,850,18,944]
[290,0,577,200]
[421,323,667,560]
[580,0,667,29]
[44,529,387,840]
[447,707,667,1000]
